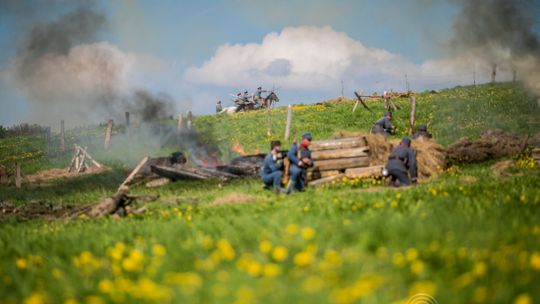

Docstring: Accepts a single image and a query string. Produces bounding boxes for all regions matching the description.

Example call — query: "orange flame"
[232,140,246,156]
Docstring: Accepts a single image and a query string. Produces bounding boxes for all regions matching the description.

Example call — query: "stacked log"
[533,148,540,164]
[308,137,382,186]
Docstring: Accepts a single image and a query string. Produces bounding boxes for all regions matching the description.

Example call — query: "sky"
[0,0,534,126]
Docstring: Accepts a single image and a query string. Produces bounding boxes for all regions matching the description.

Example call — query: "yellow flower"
[16,258,28,269]
[473,262,487,277]
[514,293,532,304]
[152,244,167,257]
[164,272,203,290]
[285,224,299,235]
[122,250,144,272]
[392,253,405,267]
[24,292,45,304]
[263,263,281,277]
[409,280,437,297]
[246,260,262,277]
[85,295,105,304]
[98,279,114,294]
[272,246,288,262]
[530,252,540,270]
[216,239,236,261]
[294,251,313,267]
[301,227,316,240]
[259,240,273,254]
[410,260,425,275]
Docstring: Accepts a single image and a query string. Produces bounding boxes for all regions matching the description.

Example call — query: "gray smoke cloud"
[5,2,176,127]
[450,0,540,97]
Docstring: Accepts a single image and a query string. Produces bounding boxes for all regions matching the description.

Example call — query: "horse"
[260,91,279,109]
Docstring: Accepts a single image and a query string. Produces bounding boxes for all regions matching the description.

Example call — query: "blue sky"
[0,0,514,126]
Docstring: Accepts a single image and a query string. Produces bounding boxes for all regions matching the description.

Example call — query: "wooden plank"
[119,156,149,190]
[310,137,367,151]
[308,174,345,187]
[312,156,369,171]
[306,170,340,181]
[345,166,384,178]
[311,147,369,161]
[76,145,102,168]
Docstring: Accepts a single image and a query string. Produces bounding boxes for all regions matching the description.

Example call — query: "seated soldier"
[288,133,314,192]
[413,124,433,139]
[371,111,395,136]
[385,136,417,187]
[261,140,285,193]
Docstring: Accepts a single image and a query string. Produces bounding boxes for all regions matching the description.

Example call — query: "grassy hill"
[0,83,539,304]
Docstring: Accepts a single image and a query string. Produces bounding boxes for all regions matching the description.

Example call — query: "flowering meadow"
[1,83,539,303]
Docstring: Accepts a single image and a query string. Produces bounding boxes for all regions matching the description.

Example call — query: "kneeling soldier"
[385,136,417,186]
[261,140,285,193]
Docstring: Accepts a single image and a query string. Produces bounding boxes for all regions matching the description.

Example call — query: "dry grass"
[25,166,109,184]
[212,192,260,206]
[333,131,446,179]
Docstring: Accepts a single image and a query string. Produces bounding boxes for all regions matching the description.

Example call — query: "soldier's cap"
[384,111,393,117]
[270,140,281,149]
[401,136,411,147]
[418,124,427,131]
[217,100,221,103]
[302,132,313,141]
[258,86,262,89]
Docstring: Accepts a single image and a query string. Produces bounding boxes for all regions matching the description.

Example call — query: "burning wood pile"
[307,136,383,186]
[147,152,266,182]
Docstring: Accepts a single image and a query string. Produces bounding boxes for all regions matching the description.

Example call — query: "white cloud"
[185,26,513,95]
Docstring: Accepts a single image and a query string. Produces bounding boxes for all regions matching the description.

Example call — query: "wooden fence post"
[104,119,113,150]
[266,100,271,136]
[408,95,417,136]
[15,163,21,188]
[60,120,65,152]
[186,111,192,130]
[176,114,183,144]
[46,127,51,156]
[284,105,292,140]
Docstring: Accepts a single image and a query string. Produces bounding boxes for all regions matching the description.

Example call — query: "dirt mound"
[446,129,528,166]
[333,131,445,179]
[212,193,258,206]
[25,166,109,184]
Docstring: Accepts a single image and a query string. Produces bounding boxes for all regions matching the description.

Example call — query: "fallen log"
[345,165,384,178]
[310,137,368,152]
[308,174,345,187]
[311,147,369,161]
[152,164,237,181]
[312,156,369,171]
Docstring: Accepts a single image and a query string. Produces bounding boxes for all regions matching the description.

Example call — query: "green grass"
[0,83,540,303]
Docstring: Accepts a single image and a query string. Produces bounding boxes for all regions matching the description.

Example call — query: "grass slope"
[0,83,539,303]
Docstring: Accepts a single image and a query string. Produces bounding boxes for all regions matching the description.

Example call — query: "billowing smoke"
[450,0,540,97]
[130,90,175,122]
[6,2,177,126]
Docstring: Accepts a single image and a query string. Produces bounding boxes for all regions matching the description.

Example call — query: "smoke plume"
[6,2,176,126]
[450,0,540,97]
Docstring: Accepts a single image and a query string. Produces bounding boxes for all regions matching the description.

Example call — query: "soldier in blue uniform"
[371,111,395,136]
[287,133,314,192]
[261,140,285,193]
[385,136,417,187]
